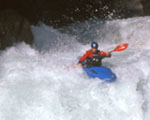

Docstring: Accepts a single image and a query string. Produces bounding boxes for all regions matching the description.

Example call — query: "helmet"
[91,42,98,49]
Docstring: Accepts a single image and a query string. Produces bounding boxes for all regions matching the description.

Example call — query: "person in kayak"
[77,42,111,67]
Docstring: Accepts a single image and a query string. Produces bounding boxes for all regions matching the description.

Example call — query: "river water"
[0,16,150,120]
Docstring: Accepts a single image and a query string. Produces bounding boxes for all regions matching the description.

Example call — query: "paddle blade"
[112,43,128,52]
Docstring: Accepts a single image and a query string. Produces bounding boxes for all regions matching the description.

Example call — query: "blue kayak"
[83,67,117,82]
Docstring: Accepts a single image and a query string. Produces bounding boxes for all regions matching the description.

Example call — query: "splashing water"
[0,16,150,120]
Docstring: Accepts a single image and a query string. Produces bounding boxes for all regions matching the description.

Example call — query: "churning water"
[0,16,150,120]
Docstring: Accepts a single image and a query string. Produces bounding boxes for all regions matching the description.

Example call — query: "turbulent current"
[0,16,150,120]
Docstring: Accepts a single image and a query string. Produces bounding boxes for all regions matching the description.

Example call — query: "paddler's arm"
[77,51,89,67]
[105,51,111,57]
[100,51,111,57]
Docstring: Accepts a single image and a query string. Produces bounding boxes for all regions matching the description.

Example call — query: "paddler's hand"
[106,52,111,57]
[77,63,82,67]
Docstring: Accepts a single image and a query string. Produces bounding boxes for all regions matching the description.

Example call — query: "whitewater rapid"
[0,16,150,120]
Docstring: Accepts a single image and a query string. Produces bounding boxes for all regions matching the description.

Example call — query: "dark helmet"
[91,42,98,49]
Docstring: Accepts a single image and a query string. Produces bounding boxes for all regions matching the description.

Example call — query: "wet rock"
[0,9,33,50]
[141,0,150,15]
[0,0,149,27]
[114,0,143,16]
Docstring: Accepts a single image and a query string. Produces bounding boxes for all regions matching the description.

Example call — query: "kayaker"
[77,42,111,67]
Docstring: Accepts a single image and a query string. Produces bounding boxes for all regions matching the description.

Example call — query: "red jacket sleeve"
[78,50,91,63]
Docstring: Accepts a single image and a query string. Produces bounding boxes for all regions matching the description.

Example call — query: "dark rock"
[113,0,143,17]
[0,0,150,27]
[141,0,150,15]
[0,9,33,50]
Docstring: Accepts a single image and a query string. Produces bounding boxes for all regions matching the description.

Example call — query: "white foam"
[0,17,150,120]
